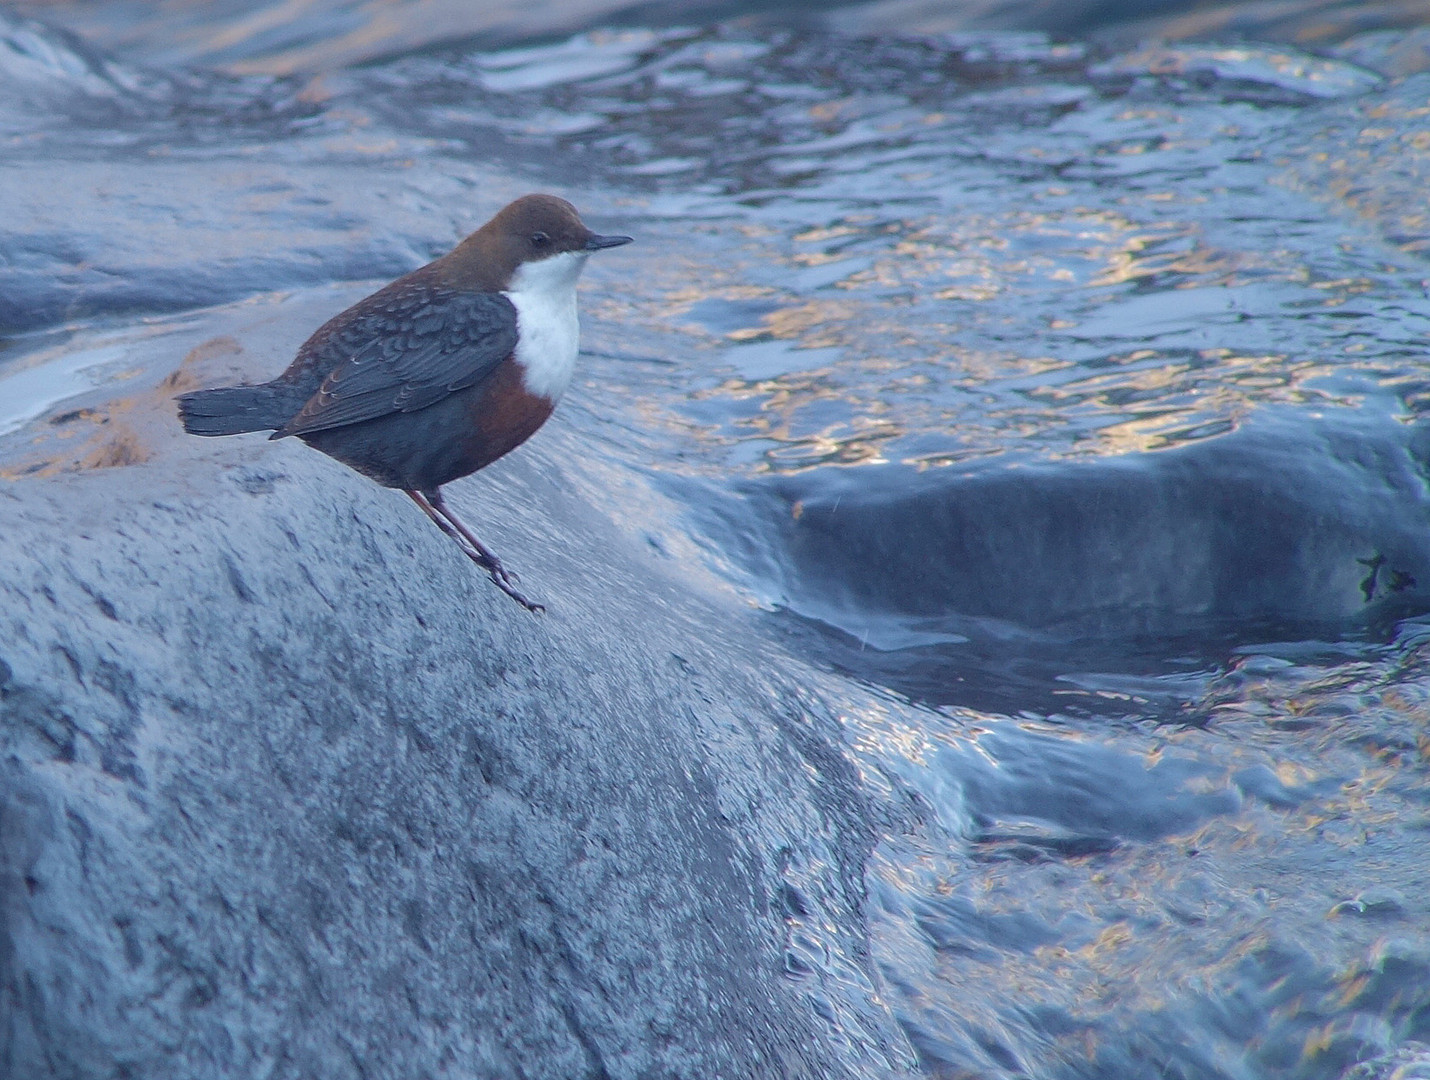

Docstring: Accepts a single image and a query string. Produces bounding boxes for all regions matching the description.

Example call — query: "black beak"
[585,234,634,251]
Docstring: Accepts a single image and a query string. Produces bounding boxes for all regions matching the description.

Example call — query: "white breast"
[503,250,589,402]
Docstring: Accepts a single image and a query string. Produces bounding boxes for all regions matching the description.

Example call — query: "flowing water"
[5,2,1430,1076]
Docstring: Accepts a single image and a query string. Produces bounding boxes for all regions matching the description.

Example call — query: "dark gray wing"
[274,281,518,438]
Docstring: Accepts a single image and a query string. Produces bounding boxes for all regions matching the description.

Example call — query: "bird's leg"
[405,489,545,613]
[420,489,517,584]
[406,490,485,562]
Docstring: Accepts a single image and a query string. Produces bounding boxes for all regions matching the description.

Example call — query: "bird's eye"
[531,231,550,247]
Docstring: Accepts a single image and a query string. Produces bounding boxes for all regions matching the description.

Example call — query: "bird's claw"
[487,568,544,613]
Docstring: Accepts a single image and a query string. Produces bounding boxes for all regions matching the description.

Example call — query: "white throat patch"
[503,250,588,401]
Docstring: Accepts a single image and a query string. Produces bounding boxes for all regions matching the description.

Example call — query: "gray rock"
[0,378,915,1078]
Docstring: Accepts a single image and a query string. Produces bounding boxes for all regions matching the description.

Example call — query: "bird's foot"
[406,488,545,613]
[446,533,544,612]
[475,552,544,613]
[489,573,545,614]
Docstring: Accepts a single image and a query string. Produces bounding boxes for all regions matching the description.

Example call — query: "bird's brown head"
[440,194,632,291]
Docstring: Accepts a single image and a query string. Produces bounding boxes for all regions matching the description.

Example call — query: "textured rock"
[0,353,914,1078]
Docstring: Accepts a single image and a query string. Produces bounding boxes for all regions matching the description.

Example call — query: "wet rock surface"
[0,385,914,1078]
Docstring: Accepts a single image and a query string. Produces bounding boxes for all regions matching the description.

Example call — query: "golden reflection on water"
[1090,234,1266,288]
[622,189,1387,477]
[1280,91,1430,254]
[727,299,852,347]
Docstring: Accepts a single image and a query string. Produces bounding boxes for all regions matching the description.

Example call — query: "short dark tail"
[177,384,305,437]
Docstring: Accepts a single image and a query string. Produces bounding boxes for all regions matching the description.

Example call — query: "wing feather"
[275,282,518,438]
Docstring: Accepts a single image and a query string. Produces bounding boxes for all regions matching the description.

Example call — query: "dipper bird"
[177,193,632,611]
